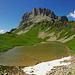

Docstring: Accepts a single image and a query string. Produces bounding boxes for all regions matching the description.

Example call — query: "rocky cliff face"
[58,16,68,22]
[19,8,68,27]
[22,8,57,20]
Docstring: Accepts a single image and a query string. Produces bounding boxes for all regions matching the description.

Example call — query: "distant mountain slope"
[14,19,75,43]
[11,18,75,53]
[11,8,74,44]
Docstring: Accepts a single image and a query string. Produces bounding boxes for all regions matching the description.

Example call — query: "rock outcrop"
[58,16,68,22]
[19,8,68,27]
[22,8,58,20]
[0,66,26,75]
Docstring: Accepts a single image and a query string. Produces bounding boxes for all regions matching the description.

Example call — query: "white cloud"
[67,10,75,18]
[0,30,4,33]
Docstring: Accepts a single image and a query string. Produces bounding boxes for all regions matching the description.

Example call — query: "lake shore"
[46,55,75,75]
[23,55,75,75]
[0,41,74,75]
[0,42,70,66]
[0,55,75,75]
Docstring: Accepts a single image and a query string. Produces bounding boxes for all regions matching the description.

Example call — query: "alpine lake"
[0,42,70,66]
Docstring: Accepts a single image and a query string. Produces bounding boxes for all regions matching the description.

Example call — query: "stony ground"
[0,66,26,75]
[46,55,75,75]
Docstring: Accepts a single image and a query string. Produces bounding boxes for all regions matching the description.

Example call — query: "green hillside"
[0,19,75,54]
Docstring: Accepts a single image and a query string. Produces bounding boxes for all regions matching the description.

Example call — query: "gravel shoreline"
[46,55,75,75]
[0,56,75,75]
[23,56,72,75]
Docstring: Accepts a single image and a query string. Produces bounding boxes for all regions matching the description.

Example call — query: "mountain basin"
[0,42,70,66]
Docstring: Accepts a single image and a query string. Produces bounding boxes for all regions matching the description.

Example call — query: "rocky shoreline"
[0,66,26,75]
[46,63,75,75]
[0,56,75,75]
[22,56,72,75]
[46,55,75,75]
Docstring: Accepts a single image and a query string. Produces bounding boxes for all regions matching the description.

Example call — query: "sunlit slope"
[0,19,75,53]
[14,19,75,52]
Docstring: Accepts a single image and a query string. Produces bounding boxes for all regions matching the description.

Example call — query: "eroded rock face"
[19,8,68,27]
[21,8,57,21]
[58,16,68,22]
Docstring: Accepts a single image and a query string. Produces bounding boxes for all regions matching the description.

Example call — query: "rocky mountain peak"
[19,8,68,27]
[31,8,57,18]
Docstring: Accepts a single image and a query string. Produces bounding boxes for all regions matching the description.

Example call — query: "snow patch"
[23,56,71,75]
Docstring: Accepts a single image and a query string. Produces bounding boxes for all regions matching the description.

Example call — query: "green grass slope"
[64,37,75,53]
[0,19,75,54]
[0,25,44,53]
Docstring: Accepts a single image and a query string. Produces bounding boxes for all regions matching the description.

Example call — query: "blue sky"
[0,0,75,33]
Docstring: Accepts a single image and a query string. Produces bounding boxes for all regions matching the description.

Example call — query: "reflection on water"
[0,42,69,66]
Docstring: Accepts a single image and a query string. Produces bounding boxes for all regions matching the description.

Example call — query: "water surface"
[0,42,69,66]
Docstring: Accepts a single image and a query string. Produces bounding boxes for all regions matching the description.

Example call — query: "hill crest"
[19,8,68,27]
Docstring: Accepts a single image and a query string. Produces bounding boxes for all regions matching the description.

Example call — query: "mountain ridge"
[19,8,68,27]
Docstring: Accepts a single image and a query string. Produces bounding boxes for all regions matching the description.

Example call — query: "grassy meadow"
[0,19,75,54]
[0,26,44,53]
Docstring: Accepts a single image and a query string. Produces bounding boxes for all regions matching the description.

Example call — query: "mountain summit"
[19,8,68,27]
